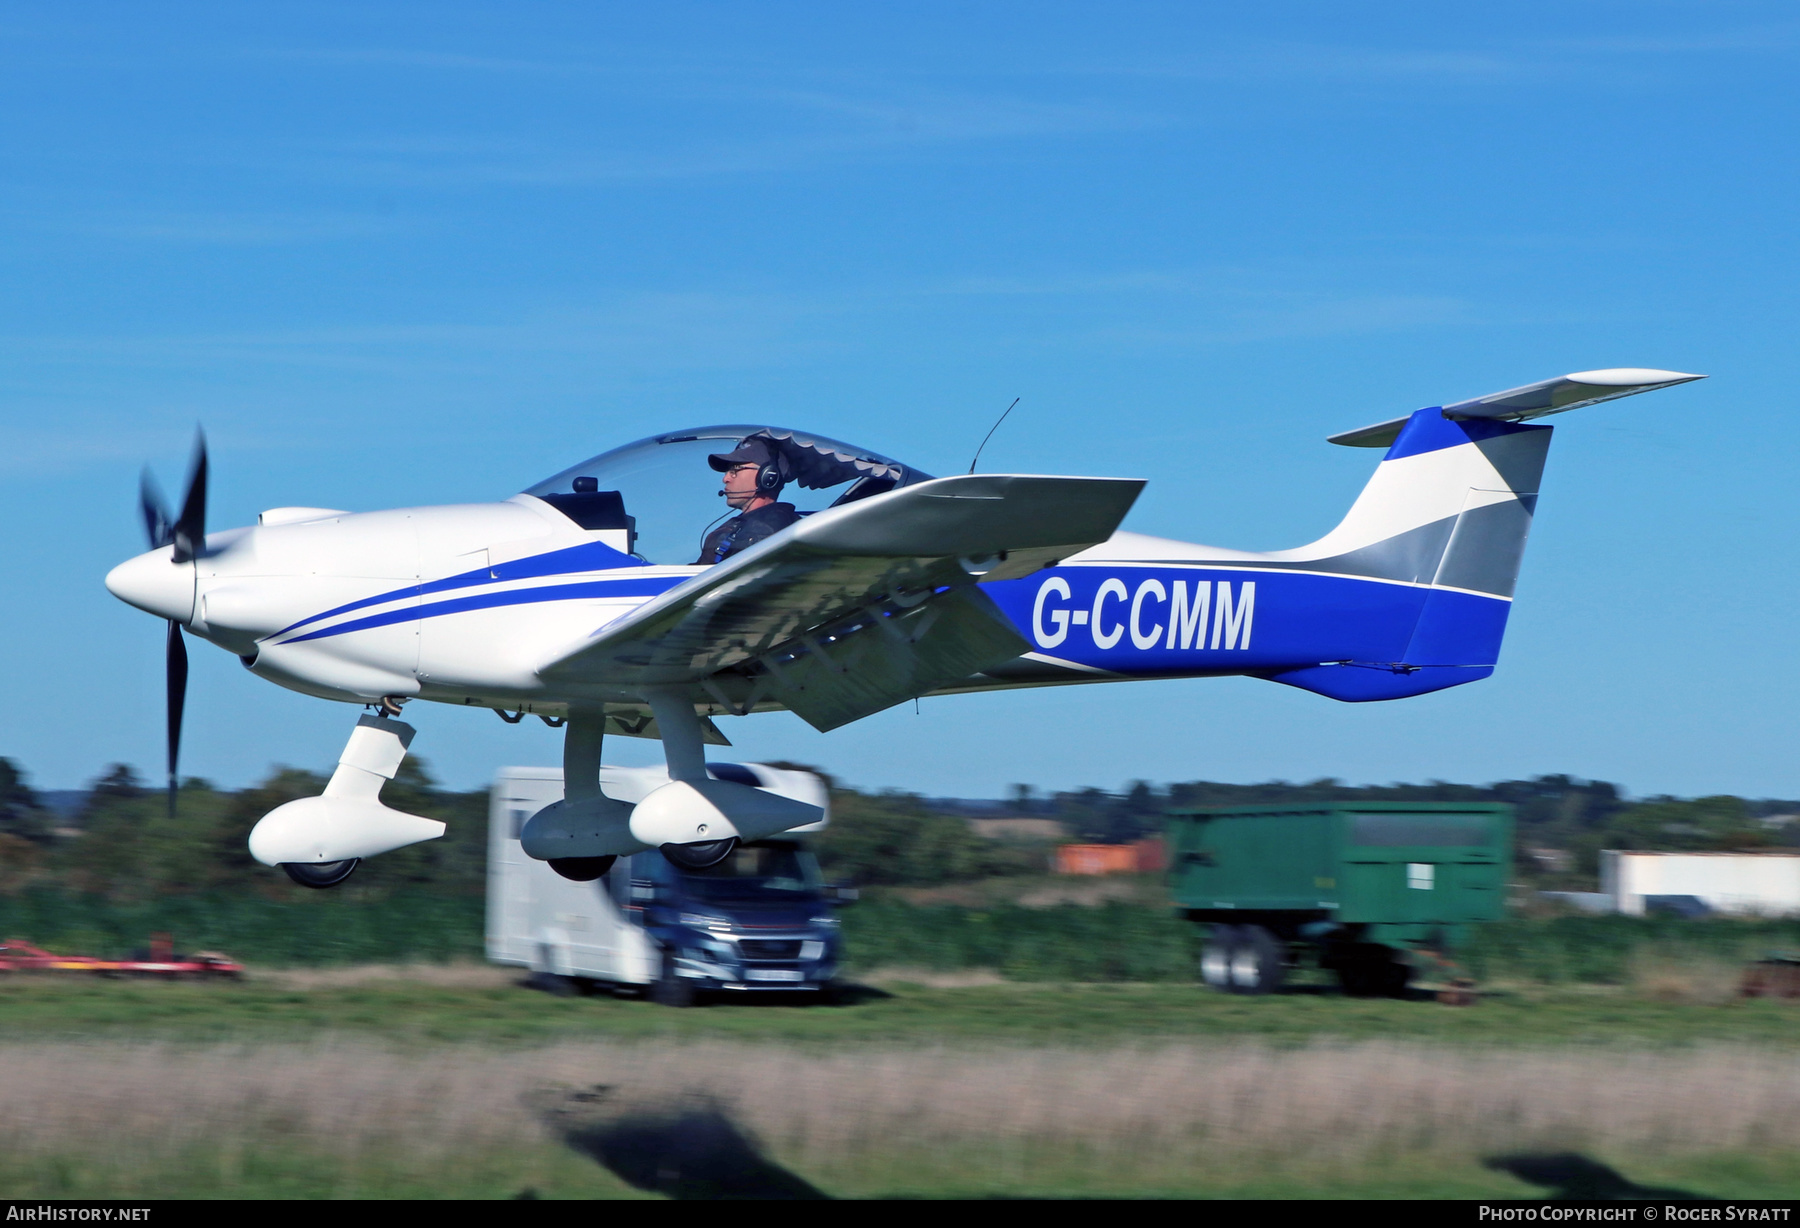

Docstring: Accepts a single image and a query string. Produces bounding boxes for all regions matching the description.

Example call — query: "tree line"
[1,756,1795,899]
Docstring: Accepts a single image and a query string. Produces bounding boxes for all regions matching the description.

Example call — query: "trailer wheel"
[549,855,616,882]
[1227,925,1286,996]
[1200,925,1241,991]
[281,859,359,889]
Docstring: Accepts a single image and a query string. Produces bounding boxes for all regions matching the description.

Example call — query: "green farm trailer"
[1165,802,1513,996]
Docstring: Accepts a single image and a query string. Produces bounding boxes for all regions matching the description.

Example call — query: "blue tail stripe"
[1383,408,1542,461]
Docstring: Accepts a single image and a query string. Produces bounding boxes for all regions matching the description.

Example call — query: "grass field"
[3,964,1800,1047]
[8,893,1800,1198]
[11,886,1800,985]
[2,970,1798,1198]
[3,1034,1797,1200]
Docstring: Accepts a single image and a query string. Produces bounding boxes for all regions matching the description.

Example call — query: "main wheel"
[282,859,359,889]
[660,838,738,870]
[1227,924,1286,996]
[549,855,616,882]
[1199,925,1241,991]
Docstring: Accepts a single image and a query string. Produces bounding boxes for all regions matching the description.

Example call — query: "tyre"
[549,855,616,882]
[282,859,359,889]
[533,971,579,997]
[660,838,738,871]
[1199,925,1241,991]
[1226,924,1286,996]
[651,951,696,1008]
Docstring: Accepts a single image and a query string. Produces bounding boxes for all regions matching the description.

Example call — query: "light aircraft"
[106,368,1703,887]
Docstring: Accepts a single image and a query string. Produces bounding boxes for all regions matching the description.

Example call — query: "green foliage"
[38,759,487,903]
[0,757,52,845]
[0,886,483,965]
[1462,914,1800,985]
[814,789,1022,885]
[1602,796,1771,851]
[1050,781,1164,844]
[840,899,1197,980]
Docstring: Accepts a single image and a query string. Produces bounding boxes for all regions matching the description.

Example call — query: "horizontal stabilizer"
[1329,368,1706,448]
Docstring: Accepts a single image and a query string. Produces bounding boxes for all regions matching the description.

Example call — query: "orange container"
[1055,844,1139,876]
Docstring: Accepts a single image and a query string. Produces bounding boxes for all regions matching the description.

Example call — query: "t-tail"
[1274,368,1705,699]
[1001,368,1704,702]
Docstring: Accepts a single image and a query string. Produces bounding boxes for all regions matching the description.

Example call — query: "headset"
[756,449,790,494]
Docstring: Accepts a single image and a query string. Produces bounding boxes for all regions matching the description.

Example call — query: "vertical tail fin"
[1280,410,1551,599]
[1265,369,1703,701]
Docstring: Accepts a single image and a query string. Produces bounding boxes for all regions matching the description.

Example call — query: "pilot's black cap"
[708,436,777,472]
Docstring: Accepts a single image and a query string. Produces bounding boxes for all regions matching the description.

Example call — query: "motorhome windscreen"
[1348,814,1490,847]
[672,843,825,901]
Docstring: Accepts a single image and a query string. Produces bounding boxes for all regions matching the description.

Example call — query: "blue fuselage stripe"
[281,575,682,643]
[274,540,645,636]
[274,553,1512,705]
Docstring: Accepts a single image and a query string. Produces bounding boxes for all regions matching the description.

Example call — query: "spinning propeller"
[138,433,207,816]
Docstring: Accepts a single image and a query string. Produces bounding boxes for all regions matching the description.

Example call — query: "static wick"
[968,397,1021,474]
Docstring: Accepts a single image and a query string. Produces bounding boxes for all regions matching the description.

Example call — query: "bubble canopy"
[522,426,934,565]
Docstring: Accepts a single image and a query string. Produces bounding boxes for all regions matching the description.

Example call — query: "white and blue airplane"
[106,368,1702,887]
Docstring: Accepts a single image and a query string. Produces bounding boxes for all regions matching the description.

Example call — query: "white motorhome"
[486,763,843,1005]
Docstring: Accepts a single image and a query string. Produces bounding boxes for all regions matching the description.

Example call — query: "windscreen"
[524,426,930,565]
[1349,813,1491,847]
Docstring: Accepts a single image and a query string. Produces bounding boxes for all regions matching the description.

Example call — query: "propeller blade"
[139,469,174,550]
[171,430,207,564]
[165,619,188,818]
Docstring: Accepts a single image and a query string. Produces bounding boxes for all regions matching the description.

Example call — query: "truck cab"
[487,765,843,1004]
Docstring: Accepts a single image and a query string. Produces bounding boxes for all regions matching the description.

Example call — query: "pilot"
[695,436,800,564]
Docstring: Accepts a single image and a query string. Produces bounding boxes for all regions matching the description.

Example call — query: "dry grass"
[1628,951,1747,1004]
[2,1039,1796,1178]
[261,962,519,991]
[856,967,1009,988]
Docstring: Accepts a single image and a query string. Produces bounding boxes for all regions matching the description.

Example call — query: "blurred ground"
[2,968,1798,1197]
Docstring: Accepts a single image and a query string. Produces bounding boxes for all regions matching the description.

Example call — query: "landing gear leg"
[562,709,606,803]
[546,711,619,882]
[644,688,739,870]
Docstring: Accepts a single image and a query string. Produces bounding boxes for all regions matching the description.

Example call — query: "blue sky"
[4,3,1796,799]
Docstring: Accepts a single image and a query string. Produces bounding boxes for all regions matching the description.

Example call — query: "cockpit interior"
[522,426,932,564]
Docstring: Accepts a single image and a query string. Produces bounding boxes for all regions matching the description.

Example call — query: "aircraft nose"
[106,548,195,623]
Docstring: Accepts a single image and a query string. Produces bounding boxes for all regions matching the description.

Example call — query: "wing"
[537,473,1144,730]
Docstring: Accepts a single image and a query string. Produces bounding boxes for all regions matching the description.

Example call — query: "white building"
[1601,850,1800,917]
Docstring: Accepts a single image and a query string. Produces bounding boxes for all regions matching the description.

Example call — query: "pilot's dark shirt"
[695,501,799,565]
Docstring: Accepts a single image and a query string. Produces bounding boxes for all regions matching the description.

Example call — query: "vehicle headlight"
[679,913,732,932]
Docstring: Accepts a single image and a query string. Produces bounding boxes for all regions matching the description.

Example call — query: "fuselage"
[107,407,1567,727]
[105,488,1512,717]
